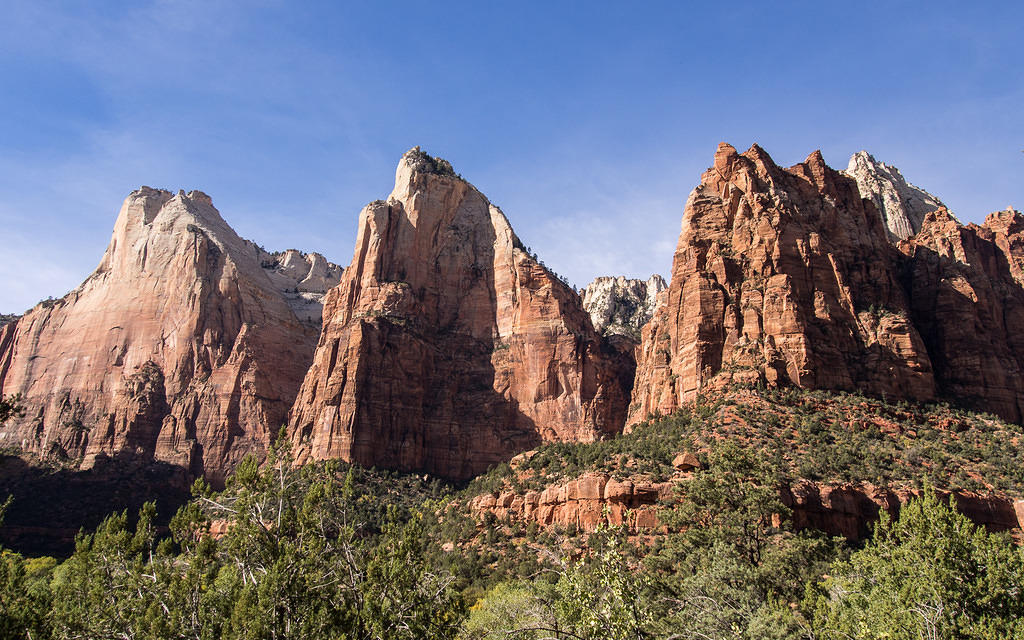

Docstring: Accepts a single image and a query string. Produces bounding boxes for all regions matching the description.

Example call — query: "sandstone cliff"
[631,143,1024,425]
[0,188,340,482]
[582,274,666,339]
[288,148,631,480]
[900,207,1024,422]
[630,143,936,423]
[844,150,947,242]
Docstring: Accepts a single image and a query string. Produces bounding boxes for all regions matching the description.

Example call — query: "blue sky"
[1,1,1021,313]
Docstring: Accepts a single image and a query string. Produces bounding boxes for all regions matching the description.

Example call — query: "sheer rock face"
[631,143,1024,425]
[899,207,1024,422]
[0,188,339,483]
[843,151,947,243]
[288,149,631,481]
[629,143,936,424]
[582,274,666,339]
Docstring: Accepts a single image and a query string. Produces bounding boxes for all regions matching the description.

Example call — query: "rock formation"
[630,143,936,423]
[582,274,666,339]
[258,248,343,327]
[630,143,1024,425]
[899,207,1024,422]
[288,148,631,480]
[469,472,670,532]
[844,150,947,242]
[0,188,340,483]
[469,472,1024,540]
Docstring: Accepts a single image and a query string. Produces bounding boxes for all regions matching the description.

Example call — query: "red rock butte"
[286,148,632,480]
[630,142,1024,425]
[2,143,1023,485]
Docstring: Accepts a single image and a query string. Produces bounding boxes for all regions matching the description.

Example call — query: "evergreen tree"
[812,487,1024,639]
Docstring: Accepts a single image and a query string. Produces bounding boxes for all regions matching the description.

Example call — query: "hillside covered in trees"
[2,385,1023,640]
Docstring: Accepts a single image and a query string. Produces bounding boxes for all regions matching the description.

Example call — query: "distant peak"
[844,152,947,242]
[851,150,876,163]
[804,149,826,166]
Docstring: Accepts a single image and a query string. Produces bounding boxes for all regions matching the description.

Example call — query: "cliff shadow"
[0,452,191,557]
[897,243,1024,424]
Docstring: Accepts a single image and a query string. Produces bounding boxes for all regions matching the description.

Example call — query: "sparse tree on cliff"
[0,393,22,425]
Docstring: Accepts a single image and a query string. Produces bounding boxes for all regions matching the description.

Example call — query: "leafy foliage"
[1,388,1023,639]
[811,487,1024,640]
[461,530,659,640]
[0,393,23,426]
[467,385,1024,496]
[2,435,466,640]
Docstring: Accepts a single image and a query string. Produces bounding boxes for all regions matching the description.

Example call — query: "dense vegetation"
[468,384,1024,496]
[1,388,1023,639]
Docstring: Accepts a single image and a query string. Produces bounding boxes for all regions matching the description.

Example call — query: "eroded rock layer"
[469,472,1024,540]
[630,143,1024,424]
[288,149,631,480]
[0,189,340,482]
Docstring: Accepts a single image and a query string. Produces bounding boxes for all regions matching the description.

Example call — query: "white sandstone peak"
[843,151,949,243]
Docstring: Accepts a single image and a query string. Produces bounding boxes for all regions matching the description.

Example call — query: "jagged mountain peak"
[631,141,1024,427]
[582,274,666,339]
[288,150,631,480]
[843,151,948,242]
[0,187,332,483]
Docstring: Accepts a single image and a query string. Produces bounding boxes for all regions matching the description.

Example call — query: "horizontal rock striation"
[288,148,632,481]
[0,188,339,483]
[470,472,1024,540]
[469,472,671,532]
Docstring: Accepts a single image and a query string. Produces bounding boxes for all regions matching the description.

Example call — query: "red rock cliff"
[900,207,1024,422]
[288,148,631,480]
[631,143,1024,425]
[630,143,934,423]
[0,189,339,483]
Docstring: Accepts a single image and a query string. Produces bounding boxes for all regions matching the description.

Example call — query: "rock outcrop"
[844,150,947,242]
[900,207,1024,422]
[288,148,632,480]
[783,481,1023,540]
[630,143,936,423]
[630,143,1024,425]
[469,472,1024,540]
[469,472,671,532]
[0,188,340,483]
[582,275,666,339]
